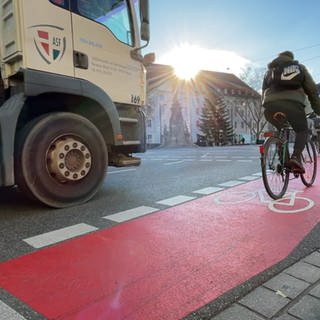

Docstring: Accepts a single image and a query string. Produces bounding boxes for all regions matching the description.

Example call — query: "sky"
[146,0,320,82]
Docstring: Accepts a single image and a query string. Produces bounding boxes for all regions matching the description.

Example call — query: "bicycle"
[260,112,317,200]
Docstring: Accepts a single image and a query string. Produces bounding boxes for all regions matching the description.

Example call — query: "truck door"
[70,0,142,105]
[22,0,74,77]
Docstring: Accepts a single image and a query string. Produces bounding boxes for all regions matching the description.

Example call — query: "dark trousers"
[264,100,308,157]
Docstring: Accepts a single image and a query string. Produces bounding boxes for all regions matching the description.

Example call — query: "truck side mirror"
[143,52,155,66]
[139,0,150,42]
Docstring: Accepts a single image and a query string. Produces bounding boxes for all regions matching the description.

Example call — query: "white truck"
[0,0,154,207]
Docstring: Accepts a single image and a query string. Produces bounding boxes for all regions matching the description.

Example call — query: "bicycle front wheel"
[261,137,289,199]
[301,140,317,186]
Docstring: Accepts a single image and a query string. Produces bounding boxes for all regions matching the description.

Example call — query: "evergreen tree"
[215,96,234,143]
[198,90,233,145]
[198,98,216,146]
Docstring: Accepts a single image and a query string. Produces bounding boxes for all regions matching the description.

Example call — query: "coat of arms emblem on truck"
[30,25,66,64]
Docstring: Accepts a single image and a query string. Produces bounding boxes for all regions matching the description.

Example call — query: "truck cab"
[0,0,154,207]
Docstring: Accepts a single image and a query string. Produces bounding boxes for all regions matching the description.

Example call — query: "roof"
[146,64,260,98]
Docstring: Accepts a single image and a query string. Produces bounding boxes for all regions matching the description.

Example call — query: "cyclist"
[262,50,320,173]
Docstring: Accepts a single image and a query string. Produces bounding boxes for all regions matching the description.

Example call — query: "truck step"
[109,153,141,167]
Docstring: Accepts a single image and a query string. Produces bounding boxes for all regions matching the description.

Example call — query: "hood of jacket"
[268,55,299,69]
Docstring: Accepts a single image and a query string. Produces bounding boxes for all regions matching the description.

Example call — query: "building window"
[147,134,152,141]
[147,119,152,127]
[234,121,237,128]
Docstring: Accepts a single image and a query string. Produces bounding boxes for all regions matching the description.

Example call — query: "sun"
[160,44,203,80]
[159,44,250,80]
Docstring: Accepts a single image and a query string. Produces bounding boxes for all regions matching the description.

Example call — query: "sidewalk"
[211,250,320,320]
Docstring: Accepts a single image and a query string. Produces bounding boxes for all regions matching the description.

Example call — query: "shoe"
[288,156,305,174]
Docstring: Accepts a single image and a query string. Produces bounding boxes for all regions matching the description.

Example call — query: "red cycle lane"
[0,175,320,320]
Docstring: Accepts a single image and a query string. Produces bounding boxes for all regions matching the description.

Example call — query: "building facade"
[145,64,264,147]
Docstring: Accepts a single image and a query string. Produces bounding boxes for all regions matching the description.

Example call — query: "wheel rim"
[47,136,92,183]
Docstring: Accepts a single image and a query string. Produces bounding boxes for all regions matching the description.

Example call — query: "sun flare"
[159,44,250,80]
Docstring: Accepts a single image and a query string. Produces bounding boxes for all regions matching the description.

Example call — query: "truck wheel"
[15,112,107,208]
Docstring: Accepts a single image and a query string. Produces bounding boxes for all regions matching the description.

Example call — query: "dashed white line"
[253,172,263,176]
[193,187,224,195]
[104,206,159,223]
[108,169,136,174]
[156,195,196,206]
[23,223,98,249]
[239,176,260,181]
[218,180,245,187]
[0,301,27,320]
[164,160,185,165]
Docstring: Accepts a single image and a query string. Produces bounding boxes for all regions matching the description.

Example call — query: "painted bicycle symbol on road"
[214,189,314,214]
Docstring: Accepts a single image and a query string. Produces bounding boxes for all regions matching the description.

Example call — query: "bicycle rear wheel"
[300,140,317,186]
[261,136,289,199]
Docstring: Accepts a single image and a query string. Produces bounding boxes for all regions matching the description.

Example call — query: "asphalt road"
[0,145,262,262]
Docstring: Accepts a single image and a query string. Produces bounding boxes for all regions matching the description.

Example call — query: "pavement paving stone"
[284,261,320,284]
[272,314,299,320]
[0,300,26,320]
[302,251,320,267]
[309,283,320,298]
[210,304,264,320]
[288,295,320,320]
[263,272,310,299]
[238,286,290,318]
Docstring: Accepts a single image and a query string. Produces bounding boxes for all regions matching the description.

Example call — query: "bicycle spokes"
[301,141,317,187]
[261,137,289,199]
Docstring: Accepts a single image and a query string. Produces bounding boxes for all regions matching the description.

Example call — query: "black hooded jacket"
[262,54,320,115]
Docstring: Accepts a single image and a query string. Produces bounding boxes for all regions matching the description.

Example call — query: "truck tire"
[15,112,107,208]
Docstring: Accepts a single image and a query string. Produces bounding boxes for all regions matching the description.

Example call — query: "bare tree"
[239,64,265,92]
[238,65,268,142]
[239,99,268,143]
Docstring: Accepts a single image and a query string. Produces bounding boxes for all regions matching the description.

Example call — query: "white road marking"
[0,301,27,320]
[104,206,159,223]
[253,172,263,176]
[108,169,136,174]
[218,180,245,187]
[193,187,224,195]
[239,176,260,181]
[156,195,196,206]
[164,160,185,165]
[237,159,253,162]
[215,159,232,162]
[23,223,98,249]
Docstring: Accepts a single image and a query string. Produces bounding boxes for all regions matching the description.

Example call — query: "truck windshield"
[77,0,133,46]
